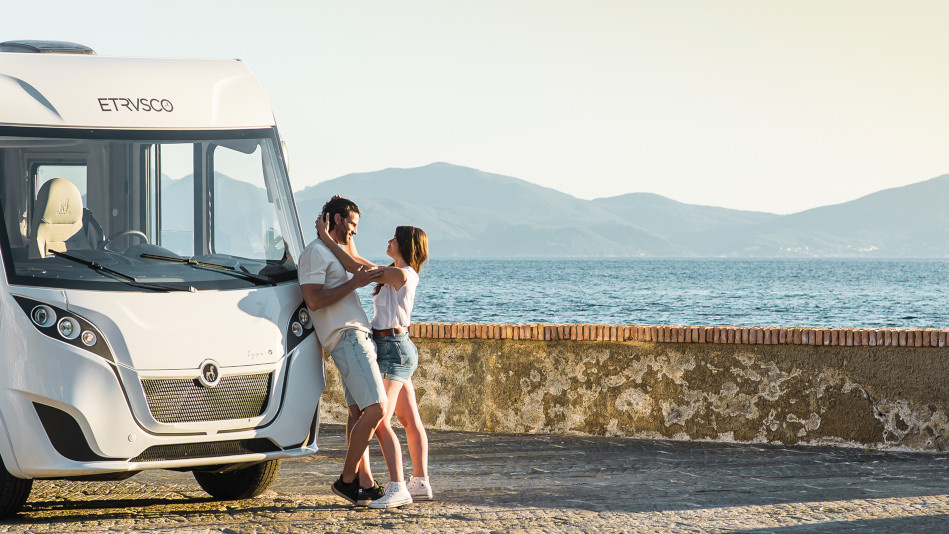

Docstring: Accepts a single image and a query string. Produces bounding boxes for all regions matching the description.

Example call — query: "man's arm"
[301,268,382,311]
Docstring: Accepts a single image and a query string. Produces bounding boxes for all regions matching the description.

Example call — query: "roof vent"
[0,40,96,55]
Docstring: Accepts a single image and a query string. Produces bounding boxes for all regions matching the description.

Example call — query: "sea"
[356,258,949,329]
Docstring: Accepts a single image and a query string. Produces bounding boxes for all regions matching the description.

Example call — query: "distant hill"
[591,193,780,255]
[295,162,689,257]
[646,174,949,257]
[592,192,778,236]
[747,175,949,257]
[290,163,948,258]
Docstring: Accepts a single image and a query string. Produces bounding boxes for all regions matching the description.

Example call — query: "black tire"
[193,459,281,500]
[0,456,32,520]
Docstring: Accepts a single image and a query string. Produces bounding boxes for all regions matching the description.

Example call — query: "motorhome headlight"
[31,305,56,327]
[81,330,98,346]
[13,296,114,362]
[57,317,80,340]
[286,301,315,352]
[298,308,311,328]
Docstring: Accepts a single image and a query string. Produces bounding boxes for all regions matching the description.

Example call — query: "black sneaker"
[332,476,360,504]
[355,482,385,506]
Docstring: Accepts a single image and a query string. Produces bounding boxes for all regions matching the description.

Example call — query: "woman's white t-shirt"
[371,266,419,330]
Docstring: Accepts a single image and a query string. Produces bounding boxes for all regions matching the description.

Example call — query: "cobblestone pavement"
[3,425,949,533]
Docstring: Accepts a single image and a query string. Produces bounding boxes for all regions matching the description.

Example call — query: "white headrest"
[30,178,83,259]
[36,178,82,225]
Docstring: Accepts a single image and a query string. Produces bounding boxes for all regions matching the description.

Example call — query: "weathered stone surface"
[320,340,949,450]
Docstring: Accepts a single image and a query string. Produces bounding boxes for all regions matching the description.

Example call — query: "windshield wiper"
[49,250,195,292]
[140,253,276,286]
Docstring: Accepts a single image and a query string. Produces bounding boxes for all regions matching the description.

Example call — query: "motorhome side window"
[0,130,301,291]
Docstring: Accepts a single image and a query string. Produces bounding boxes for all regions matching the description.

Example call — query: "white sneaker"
[367,481,413,509]
[406,476,433,501]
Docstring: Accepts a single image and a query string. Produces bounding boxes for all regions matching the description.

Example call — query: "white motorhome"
[0,41,323,518]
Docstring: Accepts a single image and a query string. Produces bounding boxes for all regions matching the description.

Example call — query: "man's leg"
[348,405,375,488]
[329,330,389,504]
[341,401,385,482]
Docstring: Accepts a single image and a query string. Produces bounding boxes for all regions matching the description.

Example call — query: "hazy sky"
[3,1,949,214]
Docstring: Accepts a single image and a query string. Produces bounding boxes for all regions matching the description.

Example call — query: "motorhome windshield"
[0,128,303,291]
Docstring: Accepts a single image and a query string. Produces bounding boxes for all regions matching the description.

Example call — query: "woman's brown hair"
[374,226,428,295]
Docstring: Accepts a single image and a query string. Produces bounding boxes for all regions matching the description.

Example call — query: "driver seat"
[29,178,85,259]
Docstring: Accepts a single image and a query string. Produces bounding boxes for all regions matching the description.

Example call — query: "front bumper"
[2,334,325,479]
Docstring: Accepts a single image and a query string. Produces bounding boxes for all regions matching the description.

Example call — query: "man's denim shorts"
[373,333,419,383]
[329,329,386,409]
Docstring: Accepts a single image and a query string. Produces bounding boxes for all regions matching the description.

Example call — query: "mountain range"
[293,162,949,258]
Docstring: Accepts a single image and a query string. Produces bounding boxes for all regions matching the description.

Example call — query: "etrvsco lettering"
[97,98,174,112]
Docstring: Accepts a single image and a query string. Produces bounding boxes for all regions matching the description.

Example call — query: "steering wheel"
[102,230,148,252]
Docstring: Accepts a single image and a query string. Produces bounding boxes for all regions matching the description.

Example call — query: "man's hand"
[301,266,383,312]
[351,266,383,288]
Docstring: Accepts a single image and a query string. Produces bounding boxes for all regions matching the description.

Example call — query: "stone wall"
[319,323,949,451]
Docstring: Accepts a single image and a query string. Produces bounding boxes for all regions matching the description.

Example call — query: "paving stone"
[2,425,949,533]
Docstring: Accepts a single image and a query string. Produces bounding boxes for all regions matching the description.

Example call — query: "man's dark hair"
[321,196,360,231]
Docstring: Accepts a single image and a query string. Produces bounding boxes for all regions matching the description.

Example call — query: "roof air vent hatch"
[0,40,96,55]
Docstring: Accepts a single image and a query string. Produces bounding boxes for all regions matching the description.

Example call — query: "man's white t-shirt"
[297,240,370,351]
[371,266,419,330]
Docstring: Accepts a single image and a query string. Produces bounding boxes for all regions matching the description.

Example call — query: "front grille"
[131,438,280,462]
[142,373,272,423]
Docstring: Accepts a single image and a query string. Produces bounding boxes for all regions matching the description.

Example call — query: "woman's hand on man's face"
[316,212,332,242]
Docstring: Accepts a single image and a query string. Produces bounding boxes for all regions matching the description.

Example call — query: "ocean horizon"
[357,257,949,330]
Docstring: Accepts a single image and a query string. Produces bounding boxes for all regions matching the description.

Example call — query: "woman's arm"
[316,213,408,290]
[340,237,376,269]
[316,213,370,272]
[378,264,408,290]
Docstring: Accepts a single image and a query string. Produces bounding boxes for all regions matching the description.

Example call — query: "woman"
[316,214,433,503]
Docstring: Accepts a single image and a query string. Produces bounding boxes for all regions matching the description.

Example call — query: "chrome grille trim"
[142,373,272,423]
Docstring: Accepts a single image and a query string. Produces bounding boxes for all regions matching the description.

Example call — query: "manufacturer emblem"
[198,359,221,388]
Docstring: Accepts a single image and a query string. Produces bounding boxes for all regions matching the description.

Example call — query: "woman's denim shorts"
[373,333,418,383]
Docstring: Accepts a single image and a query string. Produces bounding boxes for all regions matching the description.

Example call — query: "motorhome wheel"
[0,456,32,520]
[193,459,281,500]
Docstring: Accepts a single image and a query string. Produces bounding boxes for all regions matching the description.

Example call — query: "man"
[298,196,409,508]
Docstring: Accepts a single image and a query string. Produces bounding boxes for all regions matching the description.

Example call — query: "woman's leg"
[373,378,406,482]
[394,378,428,478]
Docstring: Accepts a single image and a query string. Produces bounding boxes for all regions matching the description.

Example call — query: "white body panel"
[67,288,287,371]
[0,54,274,129]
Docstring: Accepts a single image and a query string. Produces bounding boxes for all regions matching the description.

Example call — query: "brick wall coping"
[406,322,949,347]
